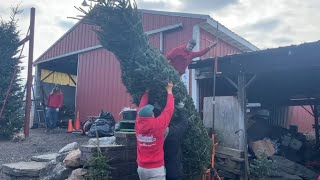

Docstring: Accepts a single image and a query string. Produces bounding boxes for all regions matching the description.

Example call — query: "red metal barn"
[33,10,258,123]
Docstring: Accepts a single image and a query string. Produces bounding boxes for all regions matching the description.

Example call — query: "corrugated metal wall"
[200,29,241,58]
[288,106,314,133]
[77,49,132,122]
[38,23,99,62]
[142,14,205,54]
[269,106,289,128]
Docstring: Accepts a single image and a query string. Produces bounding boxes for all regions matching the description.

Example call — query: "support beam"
[159,32,163,52]
[300,105,314,117]
[237,73,249,179]
[245,74,257,89]
[24,8,35,137]
[225,76,238,90]
[18,35,30,47]
[312,104,320,146]
[41,71,55,81]
[67,74,77,86]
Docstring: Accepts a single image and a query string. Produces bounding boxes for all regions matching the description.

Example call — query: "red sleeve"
[156,94,174,129]
[58,93,64,108]
[166,46,183,61]
[191,47,210,58]
[138,91,149,110]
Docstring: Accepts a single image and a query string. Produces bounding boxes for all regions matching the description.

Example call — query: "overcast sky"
[1,0,320,79]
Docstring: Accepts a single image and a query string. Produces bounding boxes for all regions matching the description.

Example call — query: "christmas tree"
[0,7,25,139]
[80,0,212,174]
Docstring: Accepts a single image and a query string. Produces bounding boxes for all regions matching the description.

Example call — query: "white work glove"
[56,108,59,112]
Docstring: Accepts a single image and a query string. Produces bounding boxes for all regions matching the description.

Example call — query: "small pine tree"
[85,127,111,180]
[250,152,273,178]
[0,7,25,139]
[85,152,111,180]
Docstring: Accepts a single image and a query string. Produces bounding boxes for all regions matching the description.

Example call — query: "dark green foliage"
[85,128,111,180]
[0,7,25,139]
[250,153,273,178]
[85,152,111,180]
[80,0,212,174]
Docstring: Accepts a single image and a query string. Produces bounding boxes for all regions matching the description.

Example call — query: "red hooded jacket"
[166,44,210,75]
[135,91,174,168]
[47,93,63,108]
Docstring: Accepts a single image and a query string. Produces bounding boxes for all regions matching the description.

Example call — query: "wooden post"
[312,104,320,146]
[237,73,249,179]
[24,8,35,137]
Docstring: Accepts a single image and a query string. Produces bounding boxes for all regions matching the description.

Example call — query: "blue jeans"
[46,107,58,129]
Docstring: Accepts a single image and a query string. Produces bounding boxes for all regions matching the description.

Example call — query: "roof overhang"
[200,18,259,52]
[189,41,320,105]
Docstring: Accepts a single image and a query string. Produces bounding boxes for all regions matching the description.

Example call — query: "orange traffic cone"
[67,119,73,133]
[74,111,81,131]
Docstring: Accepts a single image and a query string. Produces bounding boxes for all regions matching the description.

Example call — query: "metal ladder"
[32,84,47,128]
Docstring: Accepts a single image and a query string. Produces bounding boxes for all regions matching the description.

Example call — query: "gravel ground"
[0,128,90,166]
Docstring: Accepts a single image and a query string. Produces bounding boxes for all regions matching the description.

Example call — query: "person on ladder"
[166,39,217,76]
[46,84,63,132]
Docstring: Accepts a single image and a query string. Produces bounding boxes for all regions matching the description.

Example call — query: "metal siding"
[149,34,160,48]
[38,23,100,62]
[77,49,132,122]
[162,18,204,54]
[269,106,289,128]
[141,13,205,55]
[200,29,241,59]
[288,106,314,133]
[38,14,204,62]
[143,14,186,32]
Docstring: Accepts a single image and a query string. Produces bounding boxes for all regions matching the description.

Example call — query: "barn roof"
[34,9,258,65]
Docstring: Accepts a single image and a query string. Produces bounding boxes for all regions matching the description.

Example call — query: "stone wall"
[80,132,138,180]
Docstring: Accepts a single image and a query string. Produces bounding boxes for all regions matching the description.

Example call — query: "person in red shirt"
[46,84,64,131]
[135,82,174,180]
[166,39,217,75]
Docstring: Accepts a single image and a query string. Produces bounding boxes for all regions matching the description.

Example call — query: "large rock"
[88,136,116,146]
[31,153,58,162]
[2,161,48,177]
[59,142,79,154]
[67,168,88,180]
[64,149,81,167]
[56,152,69,163]
[39,160,73,180]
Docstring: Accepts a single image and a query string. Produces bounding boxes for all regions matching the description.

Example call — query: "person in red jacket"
[135,82,174,180]
[166,39,217,75]
[46,84,64,131]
